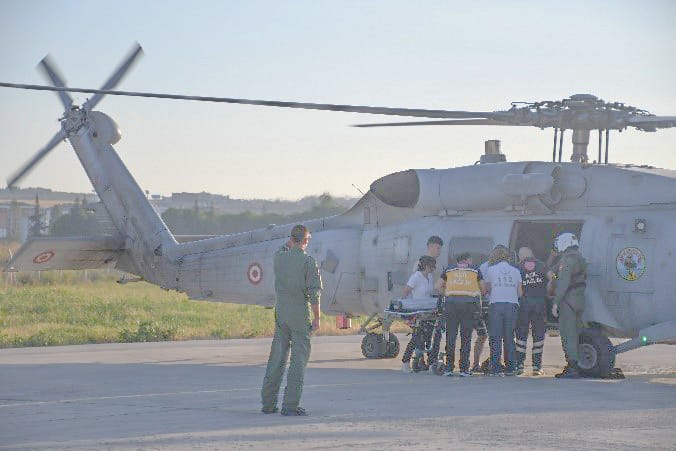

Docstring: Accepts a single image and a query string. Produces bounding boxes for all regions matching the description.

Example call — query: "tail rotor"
[38,55,73,111]
[7,130,67,189]
[83,43,143,111]
[6,43,144,188]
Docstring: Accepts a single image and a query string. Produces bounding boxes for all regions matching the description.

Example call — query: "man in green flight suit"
[551,232,587,379]
[261,224,322,416]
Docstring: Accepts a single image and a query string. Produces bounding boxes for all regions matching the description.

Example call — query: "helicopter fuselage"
[150,158,676,348]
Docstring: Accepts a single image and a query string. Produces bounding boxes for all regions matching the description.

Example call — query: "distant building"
[0,203,35,242]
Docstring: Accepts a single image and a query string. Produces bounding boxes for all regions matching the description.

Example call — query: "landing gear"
[384,334,400,358]
[361,332,385,358]
[577,328,616,378]
[359,313,399,359]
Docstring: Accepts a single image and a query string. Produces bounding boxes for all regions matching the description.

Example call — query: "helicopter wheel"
[361,332,386,359]
[577,329,615,378]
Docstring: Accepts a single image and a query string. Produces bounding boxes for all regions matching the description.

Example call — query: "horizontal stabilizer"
[5,236,125,272]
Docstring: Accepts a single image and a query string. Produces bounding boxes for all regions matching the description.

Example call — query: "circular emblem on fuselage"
[616,247,646,281]
[247,263,263,285]
[33,251,55,264]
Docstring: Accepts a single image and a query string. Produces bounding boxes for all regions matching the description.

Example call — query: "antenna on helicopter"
[351,183,365,196]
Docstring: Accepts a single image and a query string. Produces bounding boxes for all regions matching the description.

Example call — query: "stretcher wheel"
[384,334,400,358]
[361,332,385,358]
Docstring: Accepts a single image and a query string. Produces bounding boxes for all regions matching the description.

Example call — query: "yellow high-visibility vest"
[444,267,481,297]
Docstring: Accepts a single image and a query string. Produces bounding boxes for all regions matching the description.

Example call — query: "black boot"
[555,361,580,379]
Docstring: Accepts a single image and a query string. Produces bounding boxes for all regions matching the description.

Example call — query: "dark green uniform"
[552,247,587,365]
[261,244,322,411]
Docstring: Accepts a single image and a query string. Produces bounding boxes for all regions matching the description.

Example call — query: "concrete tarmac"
[1,335,675,450]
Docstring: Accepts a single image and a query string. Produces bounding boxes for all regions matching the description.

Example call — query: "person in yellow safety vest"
[438,252,483,377]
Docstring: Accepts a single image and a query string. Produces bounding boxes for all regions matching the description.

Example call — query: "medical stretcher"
[384,296,447,373]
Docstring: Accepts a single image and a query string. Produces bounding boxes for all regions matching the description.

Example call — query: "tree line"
[28,193,347,238]
[161,193,346,235]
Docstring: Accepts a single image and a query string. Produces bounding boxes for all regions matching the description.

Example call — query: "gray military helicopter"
[3,44,676,377]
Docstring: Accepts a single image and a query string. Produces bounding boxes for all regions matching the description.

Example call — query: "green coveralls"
[261,245,322,411]
[552,248,587,364]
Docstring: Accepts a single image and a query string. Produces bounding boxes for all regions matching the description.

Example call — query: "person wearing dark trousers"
[425,296,446,373]
[482,245,523,376]
[515,247,548,375]
[401,255,436,373]
[407,319,436,371]
[471,301,489,373]
[438,253,482,377]
[424,236,444,370]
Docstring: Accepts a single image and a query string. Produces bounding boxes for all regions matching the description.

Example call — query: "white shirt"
[406,271,434,298]
[484,261,522,304]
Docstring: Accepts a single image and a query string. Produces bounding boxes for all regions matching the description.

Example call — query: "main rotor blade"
[353,119,527,127]
[628,115,676,128]
[38,55,73,110]
[83,43,144,110]
[0,82,493,120]
[7,130,66,188]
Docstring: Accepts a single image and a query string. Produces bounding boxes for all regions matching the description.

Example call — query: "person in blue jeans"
[481,245,523,376]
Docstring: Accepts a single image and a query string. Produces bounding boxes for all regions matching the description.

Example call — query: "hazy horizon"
[1,1,674,199]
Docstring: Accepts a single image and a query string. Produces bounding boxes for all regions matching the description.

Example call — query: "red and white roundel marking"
[33,251,55,264]
[247,263,263,285]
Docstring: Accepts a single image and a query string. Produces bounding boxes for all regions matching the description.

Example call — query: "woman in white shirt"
[400,255,436,373]
[482,245,523,376]
[403,255,436,298]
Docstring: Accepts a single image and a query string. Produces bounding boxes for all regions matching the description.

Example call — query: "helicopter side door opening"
[510,220,584,326]
[446,236,494,269]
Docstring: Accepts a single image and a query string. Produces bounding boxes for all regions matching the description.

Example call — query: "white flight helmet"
[554,232,579,252]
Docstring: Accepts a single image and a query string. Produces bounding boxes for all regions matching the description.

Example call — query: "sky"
[0,0,674,200]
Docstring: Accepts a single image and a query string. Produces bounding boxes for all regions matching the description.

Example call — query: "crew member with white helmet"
[551,232,588,379]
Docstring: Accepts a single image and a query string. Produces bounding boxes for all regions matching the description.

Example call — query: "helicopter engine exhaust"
[371,162,586,214]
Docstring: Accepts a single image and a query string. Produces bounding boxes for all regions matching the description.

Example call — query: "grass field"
[0,278,407,348]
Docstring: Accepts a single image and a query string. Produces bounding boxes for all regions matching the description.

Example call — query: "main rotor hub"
[61,106,87,137]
